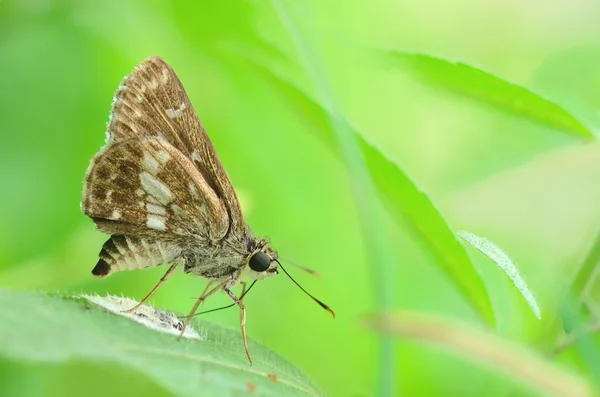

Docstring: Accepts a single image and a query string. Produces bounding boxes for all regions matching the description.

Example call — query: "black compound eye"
[249,252,271,272]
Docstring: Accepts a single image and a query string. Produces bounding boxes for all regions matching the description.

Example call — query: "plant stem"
[272,2,396,396]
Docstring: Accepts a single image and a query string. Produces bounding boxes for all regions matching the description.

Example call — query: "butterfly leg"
[178,277,231,340]
[223,285,252,365]
[238,280,247,301]
[122,262,178,314]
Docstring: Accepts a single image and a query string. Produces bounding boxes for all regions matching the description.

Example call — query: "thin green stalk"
[558,295,600,390]
[272,2,396,396]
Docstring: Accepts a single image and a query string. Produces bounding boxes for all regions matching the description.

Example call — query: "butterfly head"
[245,242,279,280]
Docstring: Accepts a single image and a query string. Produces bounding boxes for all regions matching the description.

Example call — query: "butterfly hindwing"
[106,56,245,235]
[82,136,230,241]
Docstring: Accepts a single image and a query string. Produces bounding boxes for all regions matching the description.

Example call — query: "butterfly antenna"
[275,259,335,318]
[278,257,321,278]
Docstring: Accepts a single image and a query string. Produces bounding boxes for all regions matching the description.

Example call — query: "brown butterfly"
[81,56,333,364]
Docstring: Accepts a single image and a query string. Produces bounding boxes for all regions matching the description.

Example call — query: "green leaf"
[570,230,600,308]
[531,47,600,134]
[360,140,495,326]
[554,229,600,340]
[365,310,594,397]
[384,52,595,139]
[0,290,323,397]
[233,49,495,327]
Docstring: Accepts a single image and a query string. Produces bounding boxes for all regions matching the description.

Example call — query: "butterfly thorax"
[181,229,278,281]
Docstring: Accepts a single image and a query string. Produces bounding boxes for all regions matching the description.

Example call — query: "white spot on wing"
[136,95,143,103]
[109,210,121,220]
[146,194,159,205]
[166,102,186,119]
[157,131,169,142]
[143,152,159,175]
[150,79,159,90]
[136,188,145,197]
[140,171,173,205]
[134,110,142,118]
[191,150,202,163]
[147,203,166,216]
[188,182,199,197]
[161,70,169,84]
[147,214,166,230]
[155,150,169,164]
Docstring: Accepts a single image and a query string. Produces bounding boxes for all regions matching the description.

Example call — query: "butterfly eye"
[249,252,271,272]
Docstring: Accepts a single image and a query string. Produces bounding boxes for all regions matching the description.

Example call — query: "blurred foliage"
[3,0,600,396]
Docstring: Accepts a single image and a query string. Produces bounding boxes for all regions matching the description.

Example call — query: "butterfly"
[81,56,333,364]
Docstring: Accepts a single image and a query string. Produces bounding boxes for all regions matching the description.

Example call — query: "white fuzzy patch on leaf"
[457,230,541,320]
[79,293,204,340]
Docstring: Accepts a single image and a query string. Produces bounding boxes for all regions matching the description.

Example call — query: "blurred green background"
[2,0,600,396]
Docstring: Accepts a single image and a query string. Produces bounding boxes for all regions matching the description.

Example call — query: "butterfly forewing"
[106,57,244,235]
[83,136,229,240]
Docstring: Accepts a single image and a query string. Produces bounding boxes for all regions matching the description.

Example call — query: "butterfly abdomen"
[92,235,182,277]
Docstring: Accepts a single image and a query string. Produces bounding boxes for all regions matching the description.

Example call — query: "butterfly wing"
[82,136,229,241]
[105,56,244,235]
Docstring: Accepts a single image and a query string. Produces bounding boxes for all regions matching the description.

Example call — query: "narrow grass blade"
[365,310,594,397]
[457,230,541,320]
